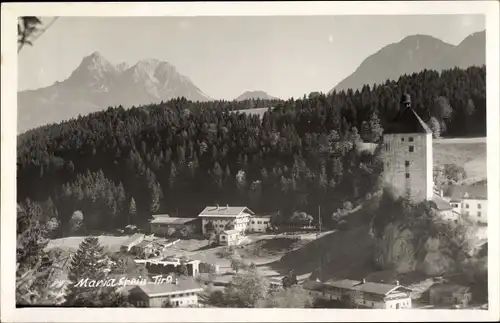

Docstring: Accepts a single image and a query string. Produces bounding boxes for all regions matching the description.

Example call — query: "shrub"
[343,201,353,211]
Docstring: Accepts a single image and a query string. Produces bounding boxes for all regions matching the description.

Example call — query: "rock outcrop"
[373,220,480,276]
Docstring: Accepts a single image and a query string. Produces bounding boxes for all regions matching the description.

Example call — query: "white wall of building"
[304,286,412,309]
[201,214,251,235]
[249,216,271,232]
[147,292,200,307]
[461,198,487,224]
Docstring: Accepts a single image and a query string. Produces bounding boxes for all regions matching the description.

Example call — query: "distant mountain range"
[18,30,486,133]
[235,91,278,101]
[17,52,212,133]
[330,30,485,93]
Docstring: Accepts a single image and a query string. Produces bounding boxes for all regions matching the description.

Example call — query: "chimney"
[396,280,400,286]
[362,278,366,284]
[175,278,179,285]
[216,204,219,210]
[226,204,229,209]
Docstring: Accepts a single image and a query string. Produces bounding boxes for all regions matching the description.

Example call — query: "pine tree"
[128,197,137,224]
[65,236,112,306]
[150,182,161,214]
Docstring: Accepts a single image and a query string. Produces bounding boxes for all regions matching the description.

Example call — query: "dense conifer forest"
[17,66,486,236]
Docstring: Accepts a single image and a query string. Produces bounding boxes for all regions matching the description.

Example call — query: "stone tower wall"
[382,132,433,201]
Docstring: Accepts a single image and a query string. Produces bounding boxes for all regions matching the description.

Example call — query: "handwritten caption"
[53,275,174,288]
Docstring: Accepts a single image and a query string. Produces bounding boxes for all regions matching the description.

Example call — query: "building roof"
[352,282,408,295]
[152,214,170,218]
[431,195,454,211]
[198,206,255,218]
[384,108,432,135]
[446,184,487,201]
[252,214,273,219]
[302,279,328,292]
[324,279,361,290]
[150,217,197,225]
[134,277,203,297]
[121,233,144,247]
[222,229,240,235]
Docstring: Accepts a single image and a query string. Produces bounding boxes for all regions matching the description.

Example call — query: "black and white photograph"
[1,1,499,322]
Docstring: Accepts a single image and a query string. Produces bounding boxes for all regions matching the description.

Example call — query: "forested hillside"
[17,66,486,236]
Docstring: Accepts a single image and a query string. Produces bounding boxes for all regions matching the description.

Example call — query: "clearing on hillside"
[433,137,487,183]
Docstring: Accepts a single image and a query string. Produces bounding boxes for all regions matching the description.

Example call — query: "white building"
[302,278,412,309]
[445,184,487,224]
[382,94,434,202]
[128,277,203,307]
[198,205,254,235]
[248,215,272,233]
[219,229,241,246]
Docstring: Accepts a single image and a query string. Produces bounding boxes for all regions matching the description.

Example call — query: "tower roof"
[384,108,432,135]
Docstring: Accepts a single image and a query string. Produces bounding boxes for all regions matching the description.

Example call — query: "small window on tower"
[409,146,414,152]
[405,161,410,167]
[409,137,414,142]
[405,173,410,179]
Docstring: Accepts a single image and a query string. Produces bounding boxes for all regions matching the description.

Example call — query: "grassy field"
[267,225,377,281]
[232,107,270,118]
[433,137,487,183]
[46,235,132,253]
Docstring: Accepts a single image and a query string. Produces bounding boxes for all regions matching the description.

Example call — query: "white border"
[1,1,499,322]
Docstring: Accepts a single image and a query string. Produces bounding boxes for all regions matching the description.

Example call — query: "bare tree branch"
[18,17,59,53]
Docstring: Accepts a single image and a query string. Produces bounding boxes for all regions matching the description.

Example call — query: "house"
[268,277,284,290]
[219,229,241,246]
[431,195,460,223]
[248,215,272,233]
[128,276,203,307]
[428,283,472,308]
[149,216,200,237]
[131,240,157,258]
[131,238,180,258]
[198,205,255,235]
[136,257,200,277]
[302,278,412,309]
[120,233,145,252]
[349,280,413,309]
[302,279,331,299]
[444,184,487,224]
[198,273,233,287]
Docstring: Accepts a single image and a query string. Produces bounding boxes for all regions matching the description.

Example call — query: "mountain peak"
[18,52,212,132]
[330,30,485,93]
[116,62,130,73]
[235,90,278,101]
[69,51,118,83]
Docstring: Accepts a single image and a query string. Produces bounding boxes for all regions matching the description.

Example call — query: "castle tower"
[382,94,434,202]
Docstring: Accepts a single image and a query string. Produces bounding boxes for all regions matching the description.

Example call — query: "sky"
[18,15,485,100]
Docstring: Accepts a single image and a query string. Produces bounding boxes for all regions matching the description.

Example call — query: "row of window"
[451,203,482,209]
[384,144,415,152]
[251,221,269,225]
[464,211,482,217]
[401,137,414,142]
